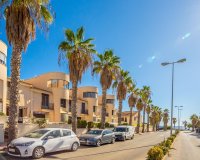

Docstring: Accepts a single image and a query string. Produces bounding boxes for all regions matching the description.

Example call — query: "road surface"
[166,131,200,160]
[1,131,170,160]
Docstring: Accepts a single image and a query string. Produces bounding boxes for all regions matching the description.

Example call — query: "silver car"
[79,129,115,147]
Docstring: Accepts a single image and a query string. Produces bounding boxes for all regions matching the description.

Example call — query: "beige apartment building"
[0,40,117,125]
[121,111,141,126]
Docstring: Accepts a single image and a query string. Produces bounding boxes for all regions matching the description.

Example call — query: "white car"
[7,128,80,159]
[113,126,135,141]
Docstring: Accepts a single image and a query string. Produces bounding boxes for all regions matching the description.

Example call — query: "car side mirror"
[102,133,106,136]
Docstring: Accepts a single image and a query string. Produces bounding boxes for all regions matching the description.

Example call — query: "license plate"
[9,148,15,152]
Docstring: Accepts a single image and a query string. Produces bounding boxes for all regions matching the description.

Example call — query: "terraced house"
[0,40,117,125]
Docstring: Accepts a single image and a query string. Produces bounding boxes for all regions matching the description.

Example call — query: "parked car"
[7,128,80,159]
[79,129,115,147]
[113,126,135,141]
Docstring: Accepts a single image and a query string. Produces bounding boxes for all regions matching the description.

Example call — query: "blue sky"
[0,0,200,123]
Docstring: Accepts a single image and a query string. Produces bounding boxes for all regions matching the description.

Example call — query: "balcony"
[41,103,54,110]
[81,109,88,114]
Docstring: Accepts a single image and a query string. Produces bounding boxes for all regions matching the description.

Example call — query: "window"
[62,130,71,137]
[41,93,49,108]
[93,106,96,112]
[93,117,97,122]
[83,92,97,98]
[106,99,114,104]
[0,51,6,65]
[45,130,61,139]
[107,130,113,134]
[81,103,86,113]
[112,110,114,115]
[69,100,72,112]
[60,99,66,108]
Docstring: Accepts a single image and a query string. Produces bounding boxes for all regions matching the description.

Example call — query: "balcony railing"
[41,103,54,110]
[81,109,88,114]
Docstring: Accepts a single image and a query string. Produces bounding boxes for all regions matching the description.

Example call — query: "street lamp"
[175,106,183,130]
[161,58,186,135]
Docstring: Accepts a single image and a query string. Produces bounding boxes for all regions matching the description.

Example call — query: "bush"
[0,112,5,116]
[34,118,47,128]
[167,136,175,143]
[122,122,128,125]
[109,124,115,128]
[105,122,110,128]
[96,122,102,128]
[77,120,87,128]
[159,145,169,155]
[147,146,164,160]
[87,121,94,130]
[165,139,172,148]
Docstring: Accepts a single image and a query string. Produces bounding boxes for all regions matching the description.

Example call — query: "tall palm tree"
[93,50,120,128]
[113,69,133,125]
[182,120,187,130]
[1,0,53,142]
[190,114,198,131]
[172,117,177,129]
[128,85,139,126]
[146,99,152,132]
[59,27,96,133]
[157,107,162,130]
[163,109,169,131]
[140,86,151,133]
[151,105,162,131]
[136,97,143,133]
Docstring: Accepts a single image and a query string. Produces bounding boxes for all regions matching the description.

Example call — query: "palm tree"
[1,0,53,142]
[190,114,198,131]
[172,117,177,129]
[93,50,120,128]
[157,108,162,130]
[163,109,169,131]
[128,85,139,126]
[182,120,187,130]
[146,99,152,132]
[140,86,151,133]
[113,69,133,125]
[59,27,96,133]
[151,105,162,131]
[136,97,143,133]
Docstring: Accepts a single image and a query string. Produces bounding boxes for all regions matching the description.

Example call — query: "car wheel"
[111,138,115,144]
[96,139,101,147]
[71,142,79,151]
[131,135,134,139]
[32,147,45,159]
[122,136,126,141]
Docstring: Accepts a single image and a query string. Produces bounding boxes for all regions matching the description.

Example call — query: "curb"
[162,133,179,160]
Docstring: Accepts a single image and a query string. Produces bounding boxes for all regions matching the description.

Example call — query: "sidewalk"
[166,131,200,160]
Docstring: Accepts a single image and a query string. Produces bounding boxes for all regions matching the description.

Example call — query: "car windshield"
[113,127,127,132]
[87,130,102,135]
[24,130,50,138]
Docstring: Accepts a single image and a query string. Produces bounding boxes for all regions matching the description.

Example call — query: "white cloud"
[182,33,191,40]
[138,64,143,69]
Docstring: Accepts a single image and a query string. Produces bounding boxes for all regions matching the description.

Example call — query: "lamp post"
[175,106,183,130]
[161,58,186,135]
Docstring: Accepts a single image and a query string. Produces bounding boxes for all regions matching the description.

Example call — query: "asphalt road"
[166,131,200,160]
[0,131,170,160]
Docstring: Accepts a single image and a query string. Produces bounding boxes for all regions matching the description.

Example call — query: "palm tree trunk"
[100,87,107,129]
[71,80,78,133]
[8,44,22,143]
[137,110,141,133]
[142,105,146,133]
[129,106,133,125]
[147,114,150,132]
[118,99,123,125]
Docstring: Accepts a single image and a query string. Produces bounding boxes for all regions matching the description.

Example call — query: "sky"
[0,0,200,123]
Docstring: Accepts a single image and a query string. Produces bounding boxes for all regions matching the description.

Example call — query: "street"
[0,131,169,160]
[166,131,200,160]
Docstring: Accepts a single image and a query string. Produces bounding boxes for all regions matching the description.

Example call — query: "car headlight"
[15,141,35,147]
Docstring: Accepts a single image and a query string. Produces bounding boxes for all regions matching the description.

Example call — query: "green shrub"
[159,145,169,155]
[165,139,172,148]
[105,122,110,128]
[0,112,5,116]
[87,121,94,130]
[175,130,180,135]
[96,122,102,128]
[122,122,128,125]
[77,120,87,128]
[34,118,47,128]
[147,146,164,160]
[109,124,115,128]
[167,136,175,143]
